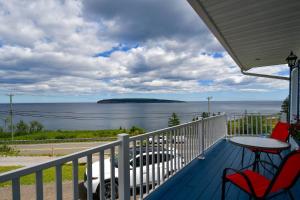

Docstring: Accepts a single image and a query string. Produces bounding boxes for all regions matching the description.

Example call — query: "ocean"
[0,101,282,131]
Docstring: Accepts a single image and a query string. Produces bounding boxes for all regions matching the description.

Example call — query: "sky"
[0,0,289,103]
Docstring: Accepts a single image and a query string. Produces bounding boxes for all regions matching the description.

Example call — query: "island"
[97,98,185,104]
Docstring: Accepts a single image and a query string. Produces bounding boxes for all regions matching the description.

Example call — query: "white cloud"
[0,0,289,99]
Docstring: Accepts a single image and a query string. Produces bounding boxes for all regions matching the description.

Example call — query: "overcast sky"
[0,0,289,103]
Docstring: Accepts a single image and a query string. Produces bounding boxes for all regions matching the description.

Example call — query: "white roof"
[188,0,300,71]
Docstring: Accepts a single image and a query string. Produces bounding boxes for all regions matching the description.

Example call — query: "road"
[10,141,109,156]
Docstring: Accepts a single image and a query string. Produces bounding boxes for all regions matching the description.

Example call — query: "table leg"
[241,147,245,167]
[253,152,260,172]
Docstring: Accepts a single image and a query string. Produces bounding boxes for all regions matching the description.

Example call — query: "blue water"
[0,101,282,131]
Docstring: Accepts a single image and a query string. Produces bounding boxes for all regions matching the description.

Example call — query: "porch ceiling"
[188,0,300,71]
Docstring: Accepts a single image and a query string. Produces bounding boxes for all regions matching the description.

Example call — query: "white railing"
[227,113,280,136]
[0,114,227,200]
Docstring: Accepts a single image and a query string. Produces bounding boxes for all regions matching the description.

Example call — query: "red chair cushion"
[226,170,270,198]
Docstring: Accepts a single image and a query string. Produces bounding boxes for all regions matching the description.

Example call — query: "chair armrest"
[223,168,257,196]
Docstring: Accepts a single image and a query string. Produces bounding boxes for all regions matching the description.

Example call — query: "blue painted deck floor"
[146,139,300,200]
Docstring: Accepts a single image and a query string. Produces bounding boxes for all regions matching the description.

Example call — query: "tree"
[201,112,209,118]
[15,120,29,135]
[168,113,180,127]
[192,116,199,121]
[29,121,44,133]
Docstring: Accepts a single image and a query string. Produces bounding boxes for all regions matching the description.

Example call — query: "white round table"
[229,136,290,171]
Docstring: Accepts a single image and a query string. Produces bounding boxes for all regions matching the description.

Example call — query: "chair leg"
[221,179,226,200]
[287,190,295,200]
[278,153,283,161]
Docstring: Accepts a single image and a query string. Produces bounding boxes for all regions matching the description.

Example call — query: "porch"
[146,139,300,200]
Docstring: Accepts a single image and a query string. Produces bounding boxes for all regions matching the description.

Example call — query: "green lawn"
[0,164,86,187]
[0,127,144,143]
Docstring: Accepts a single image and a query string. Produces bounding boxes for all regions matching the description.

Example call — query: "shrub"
[34,135,47,140]
[0,144,19,156]
[55,135,67,139]
[29,121,44,133]
[15,120,29,136]
[129,126,144,135]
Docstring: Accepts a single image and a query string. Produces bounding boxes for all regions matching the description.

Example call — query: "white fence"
[0,114,227,200]
[227,113,280,136]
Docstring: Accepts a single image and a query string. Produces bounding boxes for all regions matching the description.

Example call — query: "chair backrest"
[270,122,289,142]
[270,150,300,193]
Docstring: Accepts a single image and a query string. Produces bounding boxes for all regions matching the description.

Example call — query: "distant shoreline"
[97,98,185,104]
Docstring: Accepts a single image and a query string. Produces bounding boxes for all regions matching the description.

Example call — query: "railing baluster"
[72,160,78,200]
[99,150,105,200]
[36,170,43,200]
[260,114,263,135]
[178,127,184,170]
[255,115,258,135]
[170,131,174,175]
[56,164,63,200]
[110,147,116,200]
[139,138,143,200]
[146,136,149,194]
[173,129,178,172]
[86,155,93,200]
[193,124,196,157]
[133,140,137,200]
[166,132,169,179]
[242,115,244,135]
[163,133,166,182]
[188,125,191,162]
[12,178,20,200]
[157,135,161,185]
[151,136,155,191]
[233,115,235,135]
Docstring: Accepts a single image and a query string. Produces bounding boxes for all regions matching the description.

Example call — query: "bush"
[34,135,47,140]
[15,120,29,136]
[0,144,19,156]
[129,126,144,135]
[55,135,67,139]
[29,121,44,133]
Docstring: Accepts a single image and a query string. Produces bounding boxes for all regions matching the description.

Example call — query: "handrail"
[0,140,121,182]
[129,114,224,141]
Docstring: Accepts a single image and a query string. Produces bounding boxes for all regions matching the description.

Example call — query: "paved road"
[11,141,109,156]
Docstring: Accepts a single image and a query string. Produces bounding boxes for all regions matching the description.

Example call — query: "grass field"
[0,164,86,187]
[0,126,144,143]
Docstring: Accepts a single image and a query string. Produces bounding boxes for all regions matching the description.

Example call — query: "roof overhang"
[187,0,300,71]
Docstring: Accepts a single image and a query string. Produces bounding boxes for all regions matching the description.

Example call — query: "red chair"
[245,122,290,169]
[222,150,300,199]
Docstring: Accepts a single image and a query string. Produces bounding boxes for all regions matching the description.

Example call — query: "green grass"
[0,127,144,143]
[0,164,86,187]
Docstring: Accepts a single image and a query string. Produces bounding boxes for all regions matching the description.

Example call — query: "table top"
[229,136,290,150]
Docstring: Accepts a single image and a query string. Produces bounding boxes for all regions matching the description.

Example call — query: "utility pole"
[7,94,14,141]
[207,96,213,116]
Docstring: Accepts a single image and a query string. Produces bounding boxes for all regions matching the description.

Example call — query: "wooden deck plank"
[146,139,300,200]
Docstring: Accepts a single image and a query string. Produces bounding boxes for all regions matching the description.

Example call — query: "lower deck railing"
[0,114,227,200]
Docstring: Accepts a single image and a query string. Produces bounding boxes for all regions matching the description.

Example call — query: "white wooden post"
[118,134,130,200]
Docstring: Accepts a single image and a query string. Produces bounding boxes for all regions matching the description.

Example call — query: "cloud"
[0,0,289,99]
